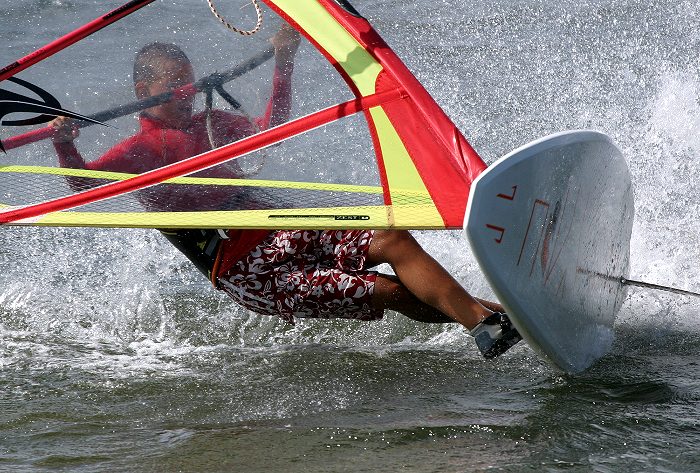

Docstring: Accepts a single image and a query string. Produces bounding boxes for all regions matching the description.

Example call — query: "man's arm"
[51,117,96,191]
[51,116,148,191]
[255,24,300,130]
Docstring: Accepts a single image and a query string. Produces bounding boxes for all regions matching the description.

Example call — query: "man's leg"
[371,274,454,323]
[366,230,502,331]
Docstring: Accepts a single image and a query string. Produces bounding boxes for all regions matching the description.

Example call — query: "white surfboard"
[465,130,634,373]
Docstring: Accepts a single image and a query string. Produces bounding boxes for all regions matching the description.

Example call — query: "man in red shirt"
[52,26,521,358]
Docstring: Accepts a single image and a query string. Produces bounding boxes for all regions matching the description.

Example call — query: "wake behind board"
[465,131,633,373]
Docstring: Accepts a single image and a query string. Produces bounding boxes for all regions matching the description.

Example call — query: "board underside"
[465,130,634,373]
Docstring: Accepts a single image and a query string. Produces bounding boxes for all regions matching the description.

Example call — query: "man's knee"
[374,229,412,245]
[371,230,416,260]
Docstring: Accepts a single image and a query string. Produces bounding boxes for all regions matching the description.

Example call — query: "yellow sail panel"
[269,0,382,96]
[367,107,442,226]
[0,165,384,195]
[24,206,395,229]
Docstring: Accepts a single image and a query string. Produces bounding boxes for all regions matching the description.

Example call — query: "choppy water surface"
[2,0,700,471]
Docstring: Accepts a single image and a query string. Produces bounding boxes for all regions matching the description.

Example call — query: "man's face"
[137,58,195,129]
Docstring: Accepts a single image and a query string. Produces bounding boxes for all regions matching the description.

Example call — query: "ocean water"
[2,0,700,471]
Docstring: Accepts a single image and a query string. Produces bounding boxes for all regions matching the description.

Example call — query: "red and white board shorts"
[218,230,383,324]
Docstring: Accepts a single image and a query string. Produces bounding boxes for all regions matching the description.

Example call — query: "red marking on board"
[544,186,577,285]
[517,199,550,266]
[497,186,517,200]
[556,273,566,296]
[541,201,561,275]
[485,224,505,243]
[529,209,550,277]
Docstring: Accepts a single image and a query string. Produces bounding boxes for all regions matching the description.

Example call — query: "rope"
[204,0,266,176]
[204,87,265,177]
[206,0,263,36]
[204,88,216,149]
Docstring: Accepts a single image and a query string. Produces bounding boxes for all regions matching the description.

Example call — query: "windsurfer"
[50,25,521,358]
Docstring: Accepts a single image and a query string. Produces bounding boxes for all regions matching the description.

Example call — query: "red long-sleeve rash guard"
[55,65,293,276]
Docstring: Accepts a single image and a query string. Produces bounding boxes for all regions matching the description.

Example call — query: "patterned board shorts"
[217,230,384,324]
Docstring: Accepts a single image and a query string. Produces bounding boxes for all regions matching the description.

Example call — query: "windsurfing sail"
[0,0,486,229]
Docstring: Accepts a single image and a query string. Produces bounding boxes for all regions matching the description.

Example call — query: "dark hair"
[133,42,191,85]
